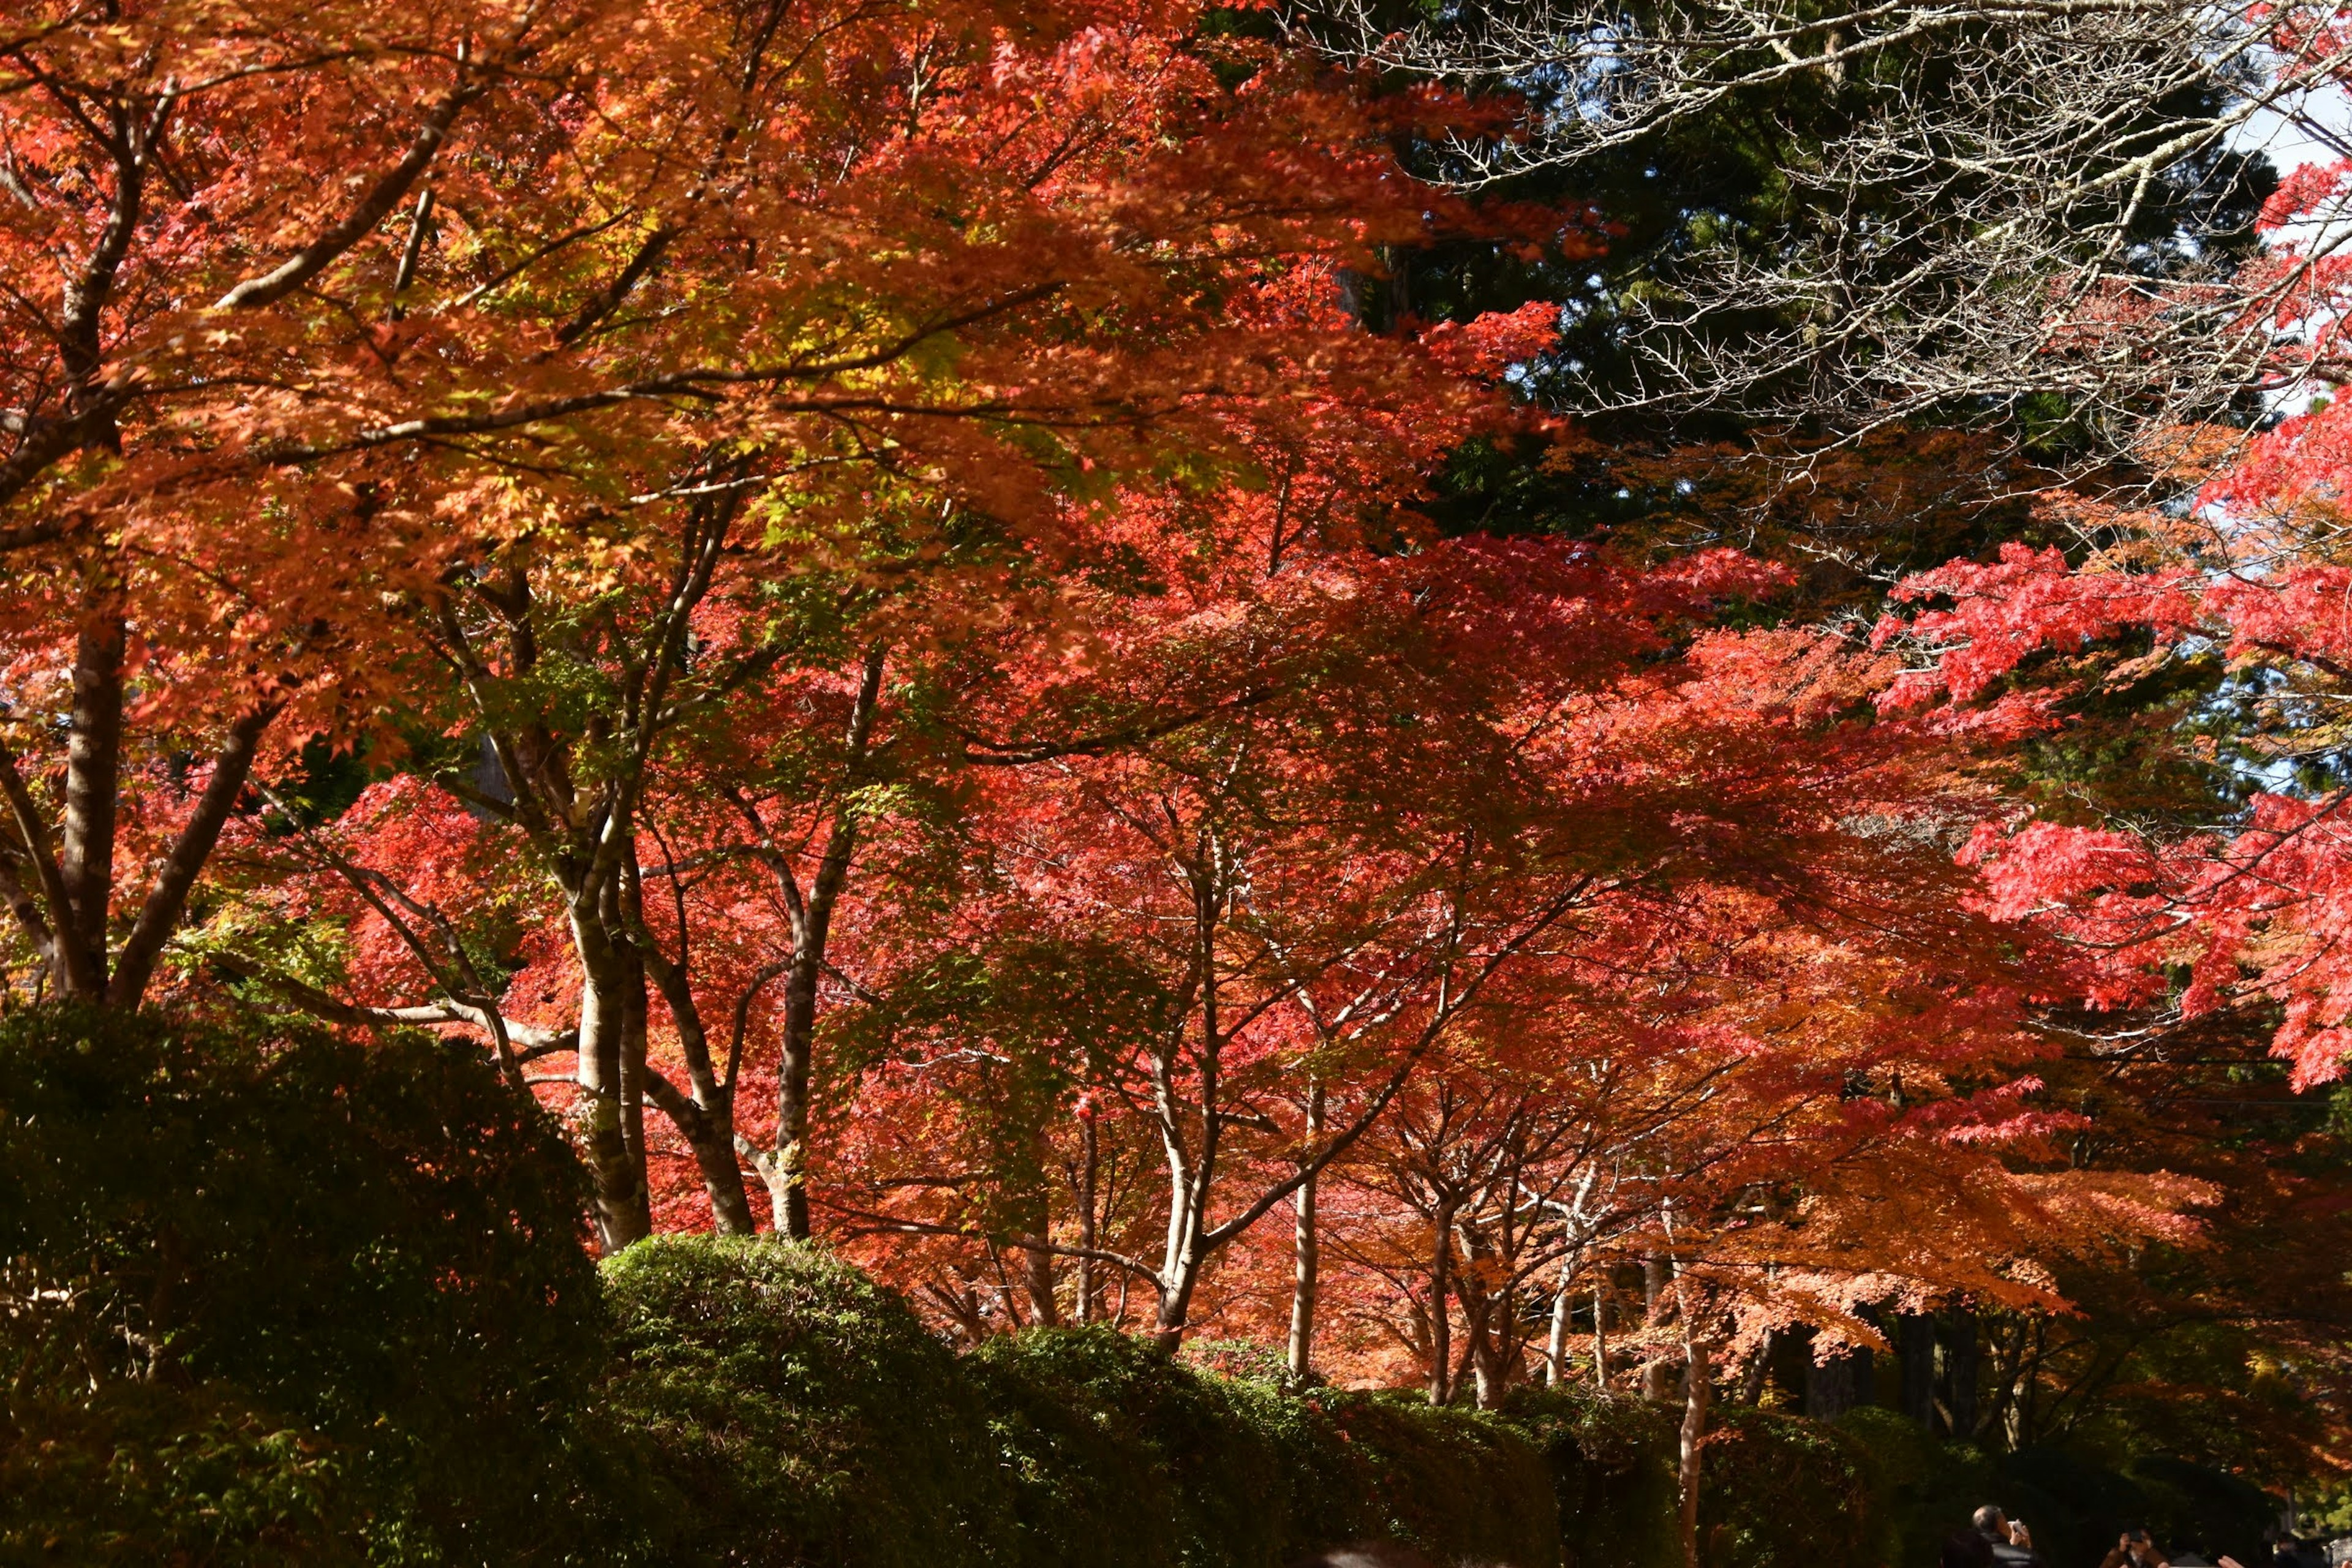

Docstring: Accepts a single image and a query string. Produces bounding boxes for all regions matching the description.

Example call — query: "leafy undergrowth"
[0,1008,2277,1566]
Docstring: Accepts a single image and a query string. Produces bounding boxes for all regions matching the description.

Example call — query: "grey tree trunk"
[1427,1203,1455,1406]
[1678,1332,1710,1568]
[1287,1080,1324,1379]
[59,614,124,992]
[571,921,652,1250]
[1544,1264,1575,1386]
[1075,1114,1099,1325]
[754,645,884,1240]
[1643,1254,1676,1400]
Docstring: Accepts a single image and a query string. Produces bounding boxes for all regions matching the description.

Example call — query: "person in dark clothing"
[1973,1506,2047,1568]
[1945,1528,2000,1568]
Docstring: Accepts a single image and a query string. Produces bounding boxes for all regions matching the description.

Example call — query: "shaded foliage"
[0,1006,605,1564]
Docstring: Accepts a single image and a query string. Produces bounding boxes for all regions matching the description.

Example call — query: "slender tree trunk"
[1942,1305,1980,1438]
[1678,1331,1711,1568]
[1545,1261,1576,1386]
[1643,1253,1675,1400]
[666,1083,755,1235]
[618,939,650,1206]
[1460,1231,1510,1410]
[1023,1174,1060,1327]
[767,949,819,1238]
[756,645,885,1240]
[1151,1164,1212,1351]
[1471,1310,1509,1408]
[1287,1079,1324,1379]
[624,847,760,1236]
[1740,1333,1773,1405]
[1075,1112,1099,1325]
[1024,1242,1060,1327]
[1151,870,1224,1353]
[572,919,652,1251]
[1593,1284,1611,1390]
[1899,1311,1937,1427]
[1804,1338,1848,1418]
[1427,1202,1455,1406]
[58,612,124,995]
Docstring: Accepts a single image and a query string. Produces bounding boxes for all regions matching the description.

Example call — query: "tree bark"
[1593,1283,1611,1390]
[1544,1261,1575,1386]
[1803,1329,1853,1419]
[1427,1201,1456,1406]
[756,644,884,1240]
[1287,1079,1324,1379]
[1738,1332,1773,1405]
[619,937,651,1206]
[644,1071,756,1235]
[1940,1305,1980,1438]
[1023,1251,1060,1327]
[1678,1332,1711,1568]
[1899,1310,1937,1427]
[629,908,758,1235]
[107,706,276,1007]
[58,613,124,994]
[1461,1231,1510,1409]
[1643,1253,1676,1400]
[1075,1112,1099,1325]
[1022,1178,1060,1327]
[573,920,652,1251]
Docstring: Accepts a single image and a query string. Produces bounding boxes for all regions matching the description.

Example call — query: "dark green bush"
[1828,1406,1993,1568]
[1324,1390,1561,1568]
[0,1005,603,1564]
[971,1325,1289,1568]
[0,1382,361,1566]
[604,1253,1562,1568]
[1698,1404,1874,1568]
[1507,1387,1683,1568]
[7,1006,2242,1568]
[972,1327,1559,1568]
[601,1235,1012,1568]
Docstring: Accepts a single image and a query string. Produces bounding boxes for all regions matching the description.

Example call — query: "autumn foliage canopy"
[3,0,2334,1477]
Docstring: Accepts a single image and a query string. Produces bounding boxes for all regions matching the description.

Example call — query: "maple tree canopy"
[4,0,2345,1521]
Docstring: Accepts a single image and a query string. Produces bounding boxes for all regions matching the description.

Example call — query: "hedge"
[0,1006,608,1566]
[603,1237,1561,1568]
[0,1006,2282,1567]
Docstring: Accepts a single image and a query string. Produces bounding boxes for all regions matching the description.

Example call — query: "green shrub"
[1507,1388,1681,1568]
[0,1005,603,1564]
[973,1325,1291,1568]
[971,1327,1562,1568]
[1324,1391,1562,1568]
[9,1004,2239,1568]
[1698,1404,1874,1568]
[1828,1406,1993,1568]
[601,1235,1012,1568]
[0,1383,360,1566]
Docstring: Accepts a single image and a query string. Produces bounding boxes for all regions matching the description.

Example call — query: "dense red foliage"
[0,0,2219,1422]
